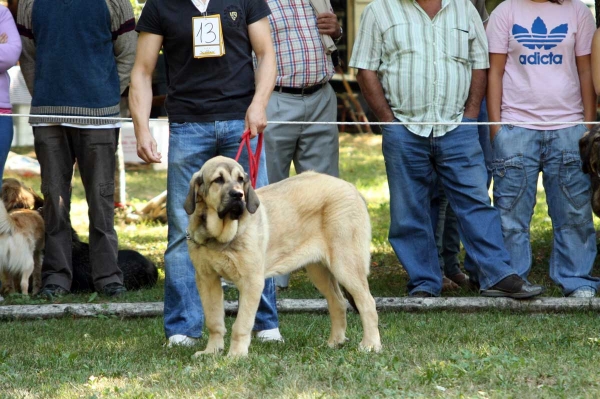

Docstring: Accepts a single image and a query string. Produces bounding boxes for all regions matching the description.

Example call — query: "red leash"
[234,129,263,188]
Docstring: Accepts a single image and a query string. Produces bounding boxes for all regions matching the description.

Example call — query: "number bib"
[193,15,225,58]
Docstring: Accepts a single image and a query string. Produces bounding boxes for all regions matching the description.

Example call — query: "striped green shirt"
[349,0,489,136]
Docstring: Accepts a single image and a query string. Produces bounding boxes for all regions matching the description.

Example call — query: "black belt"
[274,83,325,96]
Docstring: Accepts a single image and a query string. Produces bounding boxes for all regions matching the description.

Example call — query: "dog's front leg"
[228,275,264,357]
[193,271,226,357]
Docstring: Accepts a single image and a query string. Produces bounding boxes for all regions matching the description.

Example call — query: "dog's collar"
[185,229,205,247]
[186,228,232,248]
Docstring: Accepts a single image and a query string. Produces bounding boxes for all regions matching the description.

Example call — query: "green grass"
[2,313,600,398]
[2,133,600,398]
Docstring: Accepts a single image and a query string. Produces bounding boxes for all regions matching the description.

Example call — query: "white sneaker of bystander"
[167,334,199,347]
[253,328,285,342]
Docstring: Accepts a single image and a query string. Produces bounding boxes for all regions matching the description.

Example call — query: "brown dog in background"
[579,126,600,217]
[0,180,44,295]
[1,178,44,212]
[0,178,158,294]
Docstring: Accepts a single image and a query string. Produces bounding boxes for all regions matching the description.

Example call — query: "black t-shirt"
[136,0,271,123]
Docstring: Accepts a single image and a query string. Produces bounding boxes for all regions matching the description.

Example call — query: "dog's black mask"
[218,199,245,220]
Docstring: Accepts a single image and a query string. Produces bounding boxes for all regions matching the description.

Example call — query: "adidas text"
[519,52,563,65]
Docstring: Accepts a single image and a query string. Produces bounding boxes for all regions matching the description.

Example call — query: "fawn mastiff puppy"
[184,156,381,357]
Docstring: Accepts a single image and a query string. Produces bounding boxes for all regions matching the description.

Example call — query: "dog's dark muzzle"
[218,190,245,220]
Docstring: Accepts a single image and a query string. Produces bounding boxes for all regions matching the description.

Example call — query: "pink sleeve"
[0,7,21,73]
[575,0,595,56]
[486,2,510,54]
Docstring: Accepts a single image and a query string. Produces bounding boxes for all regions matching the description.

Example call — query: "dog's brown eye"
[213,176,224,184]
[238,176,244,183]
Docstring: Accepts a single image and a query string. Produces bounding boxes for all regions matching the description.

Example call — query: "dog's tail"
[0,200,13,235]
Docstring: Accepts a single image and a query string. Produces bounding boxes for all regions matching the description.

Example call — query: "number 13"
[196,22,217,44]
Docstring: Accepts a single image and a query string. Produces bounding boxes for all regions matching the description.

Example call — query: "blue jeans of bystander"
[0,115,14,292]
[491,124,599,295]
[0,115,13,190]
[384,118,514,296]
[164,120,279,339]
[436,99,491,282]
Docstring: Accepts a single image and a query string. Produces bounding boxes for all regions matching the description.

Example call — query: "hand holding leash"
[235,129,263,188]
[245,102,268,138]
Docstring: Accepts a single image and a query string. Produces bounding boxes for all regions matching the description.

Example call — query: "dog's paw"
[359,340,382,353]
[327,335,348,348]
[192,347,223,358]
[226,348,249,357]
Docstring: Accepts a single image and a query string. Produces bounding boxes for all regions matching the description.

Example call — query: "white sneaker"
[253,328,284,342]
[569,287,596,298]
[167,334,199,347]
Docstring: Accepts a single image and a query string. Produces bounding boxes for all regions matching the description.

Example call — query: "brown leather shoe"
[410,291,436,298]
[442,276,460,292]
[447,272,468,286]
[480,275,544,299]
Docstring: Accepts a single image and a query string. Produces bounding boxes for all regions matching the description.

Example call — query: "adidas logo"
[513,17,567,65]
[519,52,563,65]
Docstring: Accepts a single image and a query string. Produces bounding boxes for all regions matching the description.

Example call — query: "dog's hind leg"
[330,258,381,353]
[32,250,43,294]
[305,263,348,348]
[19,260,34,295]
[193,271,226,357]
[0,270,12,294]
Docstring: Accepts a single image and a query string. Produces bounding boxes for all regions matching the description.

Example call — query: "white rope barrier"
[0,112,598,126]
[269,120,594,126]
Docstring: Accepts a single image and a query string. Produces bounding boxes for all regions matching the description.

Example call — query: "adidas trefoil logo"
[513,17,567,50]
[513,17,567,65]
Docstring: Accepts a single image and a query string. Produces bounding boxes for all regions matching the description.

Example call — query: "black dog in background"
[70,229,158,292]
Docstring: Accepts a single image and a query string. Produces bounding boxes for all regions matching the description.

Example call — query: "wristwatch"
[334,26,343,43]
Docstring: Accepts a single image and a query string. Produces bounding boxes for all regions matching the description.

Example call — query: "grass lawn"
[1,133,600,398]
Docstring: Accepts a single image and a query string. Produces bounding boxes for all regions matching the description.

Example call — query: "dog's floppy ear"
[184,173,204,215]
[28,187,45,210]
[244,174,260,214]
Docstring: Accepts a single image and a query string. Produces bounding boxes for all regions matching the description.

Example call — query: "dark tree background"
[487,0,503,11]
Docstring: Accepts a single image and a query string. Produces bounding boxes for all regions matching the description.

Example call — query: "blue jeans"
[435,100,491,281]
[0,115,14,190]
[164,120,279,339]
[491,124,599,295]
[383,119,514,296]
[434,188,462,277]
[0,115,10,292]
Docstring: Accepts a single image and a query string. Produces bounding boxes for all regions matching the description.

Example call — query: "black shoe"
[410,291,436,298]
[101,283,127,297]
[38,284,70,300]
[480,275,544,299]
